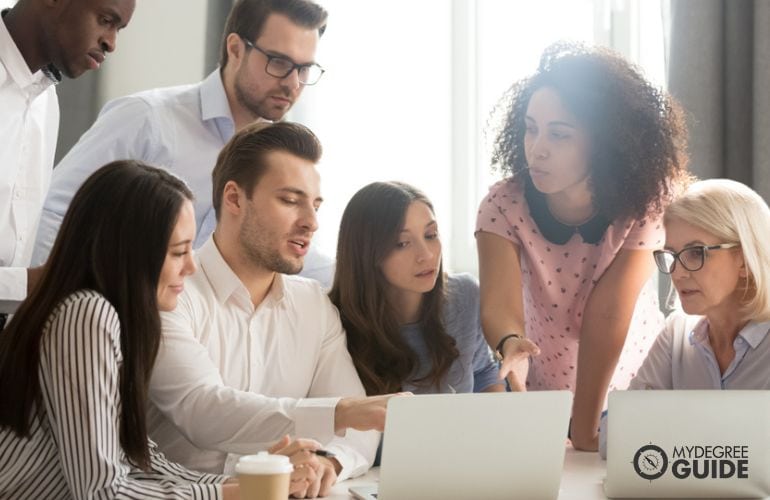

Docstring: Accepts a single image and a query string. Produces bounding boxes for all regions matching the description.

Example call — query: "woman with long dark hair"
[0,161,239,498]
[330,181,503,396]
[475,41,691,450]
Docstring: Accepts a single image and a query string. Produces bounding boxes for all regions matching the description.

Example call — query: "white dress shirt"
[0,11,59,300]
[31,69,335,287]
[148,236,377,480]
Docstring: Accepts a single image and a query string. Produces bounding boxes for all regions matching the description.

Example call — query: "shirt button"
[14,190,21,199]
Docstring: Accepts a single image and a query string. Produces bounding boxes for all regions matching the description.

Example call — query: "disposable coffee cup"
[236,452,293,500]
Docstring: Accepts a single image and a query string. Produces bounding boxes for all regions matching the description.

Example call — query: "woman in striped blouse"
[0,161,239,499]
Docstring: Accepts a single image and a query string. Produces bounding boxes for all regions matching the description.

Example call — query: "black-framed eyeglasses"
[653,243,740,274]
[240,36,325,85]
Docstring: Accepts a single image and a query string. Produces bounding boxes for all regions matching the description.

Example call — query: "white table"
[327,447,607,499]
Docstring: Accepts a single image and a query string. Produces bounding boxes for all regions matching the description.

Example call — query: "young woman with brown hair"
[330,181,503,396]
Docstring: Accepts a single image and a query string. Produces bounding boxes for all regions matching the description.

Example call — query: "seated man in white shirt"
[148,121,390,498]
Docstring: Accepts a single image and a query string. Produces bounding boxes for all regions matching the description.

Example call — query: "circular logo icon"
[633,444,668,480]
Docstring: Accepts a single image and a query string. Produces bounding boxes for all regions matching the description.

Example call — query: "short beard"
[242,239,303,275]
[234,66,289,122]
[239,207,303,275]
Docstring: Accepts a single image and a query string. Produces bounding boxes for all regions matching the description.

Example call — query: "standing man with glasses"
[1,0,136,330]
[31,0,335,286]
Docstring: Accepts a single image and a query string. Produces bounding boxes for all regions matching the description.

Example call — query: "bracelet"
[494,333,523,361]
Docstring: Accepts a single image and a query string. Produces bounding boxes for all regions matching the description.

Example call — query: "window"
[277,1,665,273]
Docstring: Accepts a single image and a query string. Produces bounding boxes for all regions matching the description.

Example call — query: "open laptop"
[604,390,770,498]
[349,391,572,500]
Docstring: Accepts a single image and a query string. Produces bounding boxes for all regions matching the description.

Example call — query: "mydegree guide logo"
[633,443,750,481]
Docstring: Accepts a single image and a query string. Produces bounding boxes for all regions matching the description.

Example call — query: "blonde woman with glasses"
[630,178,770,391]
[599,179,770,458]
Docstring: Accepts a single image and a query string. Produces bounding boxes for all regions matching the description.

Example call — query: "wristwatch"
[494,333,522,361]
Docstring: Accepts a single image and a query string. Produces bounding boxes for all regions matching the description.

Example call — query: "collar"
[1,9,60,90]
[201,68,272,140]
[200,69,235,124]
[197,235,286,307]
[689,318,770,350]
[523,174,610,245]
[740,321,770,348]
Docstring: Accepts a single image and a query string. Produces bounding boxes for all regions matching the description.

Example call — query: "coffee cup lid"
[235,452,293,475]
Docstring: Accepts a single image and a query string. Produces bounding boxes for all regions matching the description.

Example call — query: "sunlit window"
[294,0,666,275]
[290,1,454,263]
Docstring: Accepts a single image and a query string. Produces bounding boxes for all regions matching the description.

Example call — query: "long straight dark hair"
[0,160,193,470]
[329,182,459,395]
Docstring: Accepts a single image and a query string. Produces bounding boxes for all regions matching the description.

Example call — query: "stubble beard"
[234,67,291,122]
[239,210,303,276]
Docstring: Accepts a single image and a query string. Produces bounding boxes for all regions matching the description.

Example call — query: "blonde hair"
[664,179,770,321]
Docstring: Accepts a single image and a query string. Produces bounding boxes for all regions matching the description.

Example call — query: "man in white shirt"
[0,0,135,323]
[32,0,336,287]
[149,122,390,498]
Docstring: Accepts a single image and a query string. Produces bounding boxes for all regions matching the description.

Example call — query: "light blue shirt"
[627,311,770,391]
[32,70,335,286]
[399,273,502,394]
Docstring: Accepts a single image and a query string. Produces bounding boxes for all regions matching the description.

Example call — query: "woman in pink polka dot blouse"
[475,42,691,451]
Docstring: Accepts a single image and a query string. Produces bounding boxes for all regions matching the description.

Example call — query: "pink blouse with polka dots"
[476,178,665,394]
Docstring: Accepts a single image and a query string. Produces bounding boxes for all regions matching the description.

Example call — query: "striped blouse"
[0,290,226,499]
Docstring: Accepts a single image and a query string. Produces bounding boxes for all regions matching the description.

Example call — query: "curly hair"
[491,41,691,222]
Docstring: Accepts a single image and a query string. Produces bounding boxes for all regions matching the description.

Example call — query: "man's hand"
[291,456,338,498]
[268,435,323,496]
[334,392,411,434]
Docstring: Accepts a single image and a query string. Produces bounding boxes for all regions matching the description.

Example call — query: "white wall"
[97,0,208,105]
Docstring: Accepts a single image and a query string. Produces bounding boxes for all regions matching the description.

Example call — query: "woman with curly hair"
[475,42,690,451]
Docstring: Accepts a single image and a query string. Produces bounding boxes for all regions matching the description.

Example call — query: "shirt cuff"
[328,446,355,482]
[0,267,28,302]
[324,432,379,482]
[293,397,340,444]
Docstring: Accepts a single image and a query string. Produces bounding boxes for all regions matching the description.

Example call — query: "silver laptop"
[350,391,572,500]
[604,390,770,498]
